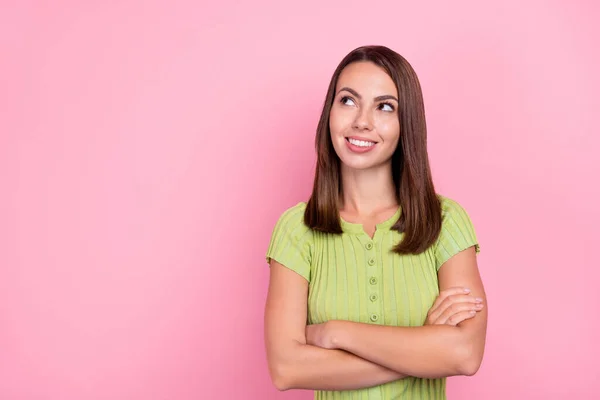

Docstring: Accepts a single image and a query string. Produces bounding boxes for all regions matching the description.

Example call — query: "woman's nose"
[353,108,373,130]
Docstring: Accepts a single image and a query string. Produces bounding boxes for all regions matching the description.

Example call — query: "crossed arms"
[263,246,487,391]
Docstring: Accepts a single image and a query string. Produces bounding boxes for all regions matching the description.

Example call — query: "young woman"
[264,45,487,399]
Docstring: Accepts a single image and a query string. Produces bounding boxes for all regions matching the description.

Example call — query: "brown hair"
[304,45,442,255]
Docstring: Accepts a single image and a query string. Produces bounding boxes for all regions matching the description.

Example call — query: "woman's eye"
[341,96,356,106]
[379,102,395,112]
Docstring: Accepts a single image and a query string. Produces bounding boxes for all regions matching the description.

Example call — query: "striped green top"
[266,195,480,400]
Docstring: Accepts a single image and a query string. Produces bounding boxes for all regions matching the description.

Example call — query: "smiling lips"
[346,136,377,153]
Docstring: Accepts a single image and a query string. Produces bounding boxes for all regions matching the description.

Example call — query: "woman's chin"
[339,158,381,171]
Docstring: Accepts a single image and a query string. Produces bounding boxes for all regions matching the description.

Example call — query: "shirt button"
[369,277,377,285]
[366,242,373,250]
[370,314,379,322]
[368,258,375,266]
[369,294,378,302]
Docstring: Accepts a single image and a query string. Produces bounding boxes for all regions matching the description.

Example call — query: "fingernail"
[475,297,483,302]
[475,303,484,308]
[464,288,471,293]
[469,310,476,315]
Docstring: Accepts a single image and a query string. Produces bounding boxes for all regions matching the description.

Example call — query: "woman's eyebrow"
[338,87,362,99]
[374,94,398,102]
[337,87,398,102]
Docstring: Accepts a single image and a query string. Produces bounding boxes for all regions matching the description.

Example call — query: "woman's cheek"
[377,117,400,138]
[330,110,351,136]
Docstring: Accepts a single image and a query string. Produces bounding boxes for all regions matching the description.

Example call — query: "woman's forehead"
[336,62,397,97]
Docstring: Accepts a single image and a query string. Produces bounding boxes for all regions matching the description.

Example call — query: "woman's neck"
[339,163,397,217]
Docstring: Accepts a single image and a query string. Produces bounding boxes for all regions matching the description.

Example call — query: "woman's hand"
[425,286,484,326]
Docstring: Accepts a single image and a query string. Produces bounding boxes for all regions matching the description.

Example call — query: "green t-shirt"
[266,195,480,399]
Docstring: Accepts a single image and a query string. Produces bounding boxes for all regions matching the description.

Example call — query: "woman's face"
[329,61,400,171]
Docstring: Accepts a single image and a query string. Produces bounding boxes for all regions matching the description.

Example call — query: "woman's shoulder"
[276,201,308,223]
[279,201,308,216]
[434,194,480,261]
[436,193,478,236]
[266,201,313,278]
[272,201,311,234]
[437,194,472,218]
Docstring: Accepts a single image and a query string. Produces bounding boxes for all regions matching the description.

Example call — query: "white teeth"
[348,138,375,147]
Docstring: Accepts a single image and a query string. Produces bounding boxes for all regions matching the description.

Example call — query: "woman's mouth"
[345,137,377,153]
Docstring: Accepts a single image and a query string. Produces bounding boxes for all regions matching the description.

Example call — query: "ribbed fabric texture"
[265,195,480,400]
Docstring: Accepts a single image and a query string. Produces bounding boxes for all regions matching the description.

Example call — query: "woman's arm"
[324,246,488,379]
[264,260,407,391]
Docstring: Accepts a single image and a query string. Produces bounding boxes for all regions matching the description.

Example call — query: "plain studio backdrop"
[1,1,598,399]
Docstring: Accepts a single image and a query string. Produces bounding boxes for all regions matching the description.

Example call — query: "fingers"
[428,287,471,315]
[435,301,484,325]
[427,288,481,323]
[443,310,478,326]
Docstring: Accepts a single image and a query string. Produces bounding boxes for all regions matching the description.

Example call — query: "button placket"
[365,240,376,268]
[364,239,381,324]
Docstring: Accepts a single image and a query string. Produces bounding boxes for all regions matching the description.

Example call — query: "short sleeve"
[434,196,480,271]
[265,202,313,282]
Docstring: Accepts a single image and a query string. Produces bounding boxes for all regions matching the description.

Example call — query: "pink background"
[1,1,599,399]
